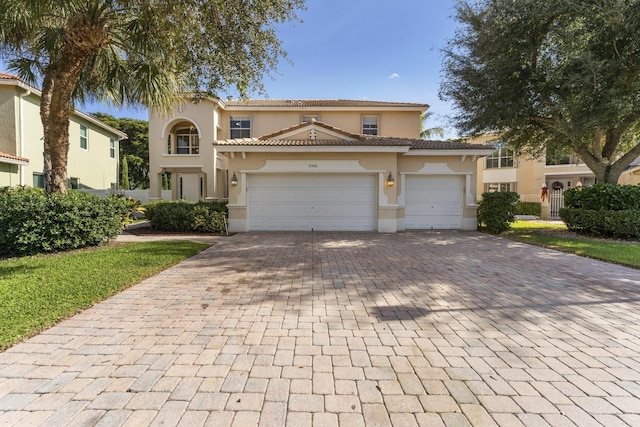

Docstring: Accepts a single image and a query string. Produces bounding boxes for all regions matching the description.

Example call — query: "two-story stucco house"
[149,99,494,233]
[468,133,640,217]
[0,72,126,190]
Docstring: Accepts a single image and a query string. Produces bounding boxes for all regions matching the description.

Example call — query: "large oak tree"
[440,0,640,183]
[0,0,304,194]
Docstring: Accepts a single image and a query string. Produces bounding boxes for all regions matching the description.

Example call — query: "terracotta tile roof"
[224,99,429,109]
[406,139,492,150]
[0,150,29,164]
[259,121,363,140]
[0,72,18,79]
[216,121,491,151]
[217,138,412,147]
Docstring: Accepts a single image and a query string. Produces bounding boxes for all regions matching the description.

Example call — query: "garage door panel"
[248,174,377,231]
[405,175,463,230]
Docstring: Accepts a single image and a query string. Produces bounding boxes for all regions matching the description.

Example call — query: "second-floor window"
[176,127,199,154]
[110,139,115,158]
[546,149,574,165]
[486,143,514,168]
[230,117,251,138]
[362,116,378,135]
[80,125,88,150]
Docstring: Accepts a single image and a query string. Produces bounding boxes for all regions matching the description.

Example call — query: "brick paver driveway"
[1,232,640,426]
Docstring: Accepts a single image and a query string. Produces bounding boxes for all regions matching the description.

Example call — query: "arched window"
[175,126,199,154]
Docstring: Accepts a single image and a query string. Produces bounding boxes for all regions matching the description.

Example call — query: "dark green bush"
[0,187,129,257]
[561,184,640,238]
[144,200,228,233]
[515,201,541,216]
[564,183,640,210]
[477,191,519,234]
[560,208,640,239]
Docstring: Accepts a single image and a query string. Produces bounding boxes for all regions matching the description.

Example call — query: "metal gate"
[549,189,564,219]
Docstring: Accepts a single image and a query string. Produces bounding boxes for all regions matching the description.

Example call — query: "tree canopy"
[440,0,640,183]
[0,0,304,193]
[91,113,149,190]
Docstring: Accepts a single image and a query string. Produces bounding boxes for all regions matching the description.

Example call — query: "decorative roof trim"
[0,150,29,165]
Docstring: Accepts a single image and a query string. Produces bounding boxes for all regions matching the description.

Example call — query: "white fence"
[518,194,540,203]
[81,189,172,203]
[549,190,564,219]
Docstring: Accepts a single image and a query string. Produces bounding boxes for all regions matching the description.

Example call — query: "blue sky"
[6,0,462,137]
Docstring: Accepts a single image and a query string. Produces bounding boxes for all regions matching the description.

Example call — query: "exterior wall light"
[231,172,238,186]
[386,172,395,187]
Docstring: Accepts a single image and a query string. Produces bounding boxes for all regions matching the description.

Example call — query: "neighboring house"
[468,133,640,200]
[0,72,126,190]
[149,99,494,233]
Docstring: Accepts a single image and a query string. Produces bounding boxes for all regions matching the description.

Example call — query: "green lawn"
[0,241,210,350]
[507,220,640,269]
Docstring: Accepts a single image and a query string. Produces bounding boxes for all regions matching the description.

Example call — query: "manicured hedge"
[477,191,519,234]
[0,187,130,257]
[560,184,640,239]
[144,200,228,233]
[515,201,541,216]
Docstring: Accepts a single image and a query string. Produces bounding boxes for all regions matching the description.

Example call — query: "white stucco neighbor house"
[149,99,494,233]
[0,72,126,190]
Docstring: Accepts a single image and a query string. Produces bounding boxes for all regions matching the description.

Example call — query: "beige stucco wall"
[149,99,423,201]
[149,99,222,200]
[219,109,422,139]
[223,150,480,232]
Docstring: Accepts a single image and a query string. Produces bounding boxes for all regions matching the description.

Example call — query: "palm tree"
[420,112,445,140]
[0,0,303,194]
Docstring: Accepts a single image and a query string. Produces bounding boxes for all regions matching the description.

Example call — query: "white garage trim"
[404,175,464,230]
[247,173,377,231]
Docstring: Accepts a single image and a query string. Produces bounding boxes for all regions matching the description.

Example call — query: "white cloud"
[388,73,400,79]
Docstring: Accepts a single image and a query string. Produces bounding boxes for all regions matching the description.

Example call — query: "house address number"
[308,164,318,168]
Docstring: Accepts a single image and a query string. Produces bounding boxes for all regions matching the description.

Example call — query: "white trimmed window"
[362,116,378,135]
[485,143,514,168]
[485,182,515,192]
[80,125,88,150]
[175,127,199,154]
[230,117,251,138]
[109,138,116,158]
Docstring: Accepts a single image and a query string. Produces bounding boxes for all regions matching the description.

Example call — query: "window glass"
[485,143,514,168]
[109,139,115,158]
[362,116,378,135]
[33,173,44,188]
[230,117,251,138]
[80,125,88,149]
[175,127,199,154]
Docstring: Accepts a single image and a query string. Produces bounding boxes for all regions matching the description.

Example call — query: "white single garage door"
[248,174,377,231]
[405,175,463,229]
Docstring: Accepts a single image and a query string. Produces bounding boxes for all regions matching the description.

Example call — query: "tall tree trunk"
[40,10,109,194]
[40,72,55,194]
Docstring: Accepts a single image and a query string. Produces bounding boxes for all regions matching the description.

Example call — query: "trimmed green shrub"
[515,201,541,216]
[0,187,129,257]
[560,208,640,239]
[144,200,228,233]
[477,191,519,234]
[561,184,640,238]
[564,183,640,210]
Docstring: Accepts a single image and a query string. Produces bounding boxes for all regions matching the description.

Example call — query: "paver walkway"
[1,232,640,426]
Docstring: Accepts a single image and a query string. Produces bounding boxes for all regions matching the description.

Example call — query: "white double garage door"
[247,173,463,231]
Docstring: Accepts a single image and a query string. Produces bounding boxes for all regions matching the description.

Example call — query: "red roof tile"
[0,150,29,164]
[224,99,429,109]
